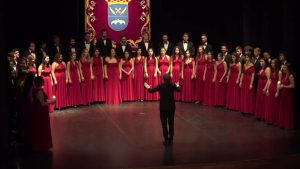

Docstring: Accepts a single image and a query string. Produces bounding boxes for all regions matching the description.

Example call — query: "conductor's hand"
[175,82,180,87]
[144,82,150,89]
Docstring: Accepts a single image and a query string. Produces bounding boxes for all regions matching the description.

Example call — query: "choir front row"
[29,46,294,129]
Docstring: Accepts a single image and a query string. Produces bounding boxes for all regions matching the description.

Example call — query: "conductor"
[144,74,181,146]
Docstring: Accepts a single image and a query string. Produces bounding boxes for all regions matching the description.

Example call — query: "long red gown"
[214,61,226,106]
[265,72,279,124]
[171,56,183,101]
[134,56,145,100]
[41,66,54,112]
[31,88,52,151]
[68,61,82,106]
[203,61,215,106]
[145,56,159,101]
[158,56,169,84]
[278,74,294,129]
[181,58,195,102]
[80,58,93,105]
[121,60,134,101]
[240,65,255,114]
[92,57,105,102]
[54,63,68,108]
[195,56,206,102]
[255,68,267,119]
[105,61,122,104]
[226,64,240,110]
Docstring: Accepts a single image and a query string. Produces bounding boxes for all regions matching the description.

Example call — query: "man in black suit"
[221,44,231,72]
[144,74,181,146]
[236,46,245,65]
[79,32,95,58]
[157,33,174,56]
[138,32,153,57]
[177,32,195,56]
[23,41,37,59]
[64,37,77,61]
[201,34,213,53]
[116,35,132,58]
[252,47,261,92]
[48,35,65,62]
[36,41,48,66]
[96,29,113,58]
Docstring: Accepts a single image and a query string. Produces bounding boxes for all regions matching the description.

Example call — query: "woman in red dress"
[133,48,145,101]
[181,50,195,102]
[195,46,207,104]
[157,47,171,84]
[27,55,37,75]
[239,48,255,114]
[170,46,183,101]
[203,51,216,106]
[265,59,281,125]
[91,49,105,102]
[79,49,93,105]
[214,53,227,106]
[51,53,68,109]
[254,58,270,120]
[120,50,134,101]
[144,48,159,101]
[104,48,122,104]
[32,76,56,151]
[226,53,241,110]
[38,55,54,112]
[278,64,295,129]
[66,52,82,107]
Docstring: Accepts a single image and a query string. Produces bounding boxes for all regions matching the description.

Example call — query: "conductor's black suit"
[147,81,181,144]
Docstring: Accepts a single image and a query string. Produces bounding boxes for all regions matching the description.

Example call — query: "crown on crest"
[105,0,131,5]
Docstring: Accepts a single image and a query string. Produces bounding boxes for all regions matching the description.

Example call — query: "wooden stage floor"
[13,102,300,169]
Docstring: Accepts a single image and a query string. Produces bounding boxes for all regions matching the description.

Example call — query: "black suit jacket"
[116,43,132,58]
[78,41,95,56]
[22,49,36,58]
[138,41,153,57]
[36,48,48,66]
[96,38,112,57]
[148,82,181,112]
[65,45,81,61]
[157,42,174,56]
[252,56,262,91]
[202,43,213,53]
[177,41,195,56]
[48,44,65,62]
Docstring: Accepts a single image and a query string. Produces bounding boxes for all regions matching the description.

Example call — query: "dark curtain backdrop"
[2,0,299,138]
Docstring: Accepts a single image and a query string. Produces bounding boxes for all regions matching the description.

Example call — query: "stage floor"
[17,102,300,169]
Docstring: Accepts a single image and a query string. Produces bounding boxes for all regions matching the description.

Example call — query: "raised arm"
[144,82,159,93]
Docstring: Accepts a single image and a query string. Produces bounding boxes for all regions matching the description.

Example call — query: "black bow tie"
[184,42,188,44]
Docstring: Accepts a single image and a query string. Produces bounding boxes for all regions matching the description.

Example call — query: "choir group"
[8,30,295,133]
